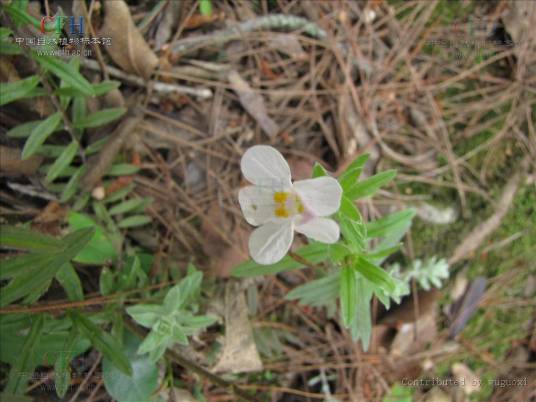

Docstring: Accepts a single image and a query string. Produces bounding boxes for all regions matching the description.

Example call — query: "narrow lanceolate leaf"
[109,198,153,216]
[339,196,361,220]
[0,225,62,252]
[0,75,40,106]
[73,107,126,129]
[233,242,335,278]
[68,311,132,376]
[107,163,140,176]
[338,153,369,192]
[4,315,44,395]
[54,329,78,398]
[92,80,121,96]
[117,215,151,229]
[345,169,397,200]
[339,266,357,328]
[21,112,62,160]
[339,216,367,252]
[0,228,94,307]
[285,273,339,307]
[350,275,373,351]
[56,263,84,301]
[45,140,79,183]
[0,252,53,280]
[6,120,42,138]
[354,256,395,294]
[366,209,416,238]
[34,55,94,96]
[60,166,87,203]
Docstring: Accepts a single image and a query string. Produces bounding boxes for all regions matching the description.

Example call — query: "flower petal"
[238,185,275,226]
[295,217,340,243]
[241,145,292,188]
[293,176,342,216]
[248,221,293,265]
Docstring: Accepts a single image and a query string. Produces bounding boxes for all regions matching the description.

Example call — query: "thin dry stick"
[67,352,101,402]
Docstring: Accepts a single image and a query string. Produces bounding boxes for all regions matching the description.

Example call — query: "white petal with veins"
[248,221,294,265]
[241,145,292,189]
[295,217,340,243]
[238,186,275,226]
[293,177,342,217]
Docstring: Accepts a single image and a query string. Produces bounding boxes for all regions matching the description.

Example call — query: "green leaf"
[0,28,21,55]
[45,140,79,183]
[285,273,339,307]
[107,163,140,176]
[232,242,332,278]
[345,169,396,200]
[126,304,164,328]
[0,225,62,252]
[117,215,152,229]
[199,0,213,16]
[354,256,395,294]
[35,55,94,96]
[339,216,367,252]
[109,197,153,216]
[366,209,416,238]
[0,228,95,307]
[339,196,361,220]
[339,266,357,328]
[73,107,126,129]
[67,212,117,264]
[0,75,40,106]
[60,166,87,203]
[99,267,115,296]
[21,112,62,159]
[4,315,44,395]
[103,331,158,402]
[0,252,51,280]
[164,270,202,312]
[312,162,328,178]
[54,329,78,398]
[92,80,121,95]
[4,3,41,28]
[56,263,84,301]
[338,153,369,192]
[84,136,108,156]
[6,120,43,138]
[350,275,373,351]
[68,311,132,376]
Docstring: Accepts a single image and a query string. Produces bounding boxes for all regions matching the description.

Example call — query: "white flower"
[238,145,342,265]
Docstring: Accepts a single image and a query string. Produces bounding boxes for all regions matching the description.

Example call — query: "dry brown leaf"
[183,13,223,30]
[99,0,158,80]
[0,146,43,177]
[212,281,263,374]
[200,201,248,278]
[390,307,437,356]
[228,70,280,137]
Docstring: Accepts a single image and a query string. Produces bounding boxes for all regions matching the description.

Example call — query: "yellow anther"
[273,192,288,203]
[274,206,289,218]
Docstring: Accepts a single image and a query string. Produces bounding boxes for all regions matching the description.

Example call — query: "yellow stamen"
[272,191,303,218]
[274,206,289,218]
[273,192,288,203]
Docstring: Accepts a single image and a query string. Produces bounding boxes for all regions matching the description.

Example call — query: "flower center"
[273,191,304,218]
